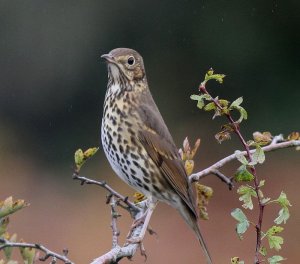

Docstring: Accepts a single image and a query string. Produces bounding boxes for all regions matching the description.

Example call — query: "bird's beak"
[101,53,115,63]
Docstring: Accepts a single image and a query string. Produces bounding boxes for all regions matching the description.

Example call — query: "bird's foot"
[126,210,148,239]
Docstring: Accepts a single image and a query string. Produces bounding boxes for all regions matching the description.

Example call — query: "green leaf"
[234,165,254,182]
[259,180,265,187]
[274,192,291,224]
[0,217,9,236]
[231,208,250,239]
[0,197,29,219]
[235,151,249,165]
[234,106,248,123]
[197,100,205,109]
[252,145,265,164]
[74,148,84,170]
[259,246,267,256]
[190,94,206,109]
[204,69,226,83]
[231,257,245,264]
[265,226,284,251]
[230,97,243,108]
[262,197,271,204]
[20,246,36,264]
[219,99,229,107]
[84,147,99,158]
[237,185,257,210]
[4,233,17,260]
[74,147,99,171]
[266,226,284,236]
[239,106,248,120]
[268,235,284,251]
[268,255,286,264]
[276,192,291,208]
[203,94,212,100]
[204,102,216,111]
[190,94,202,100]
[229,97,248,123]
[274,208,290,225]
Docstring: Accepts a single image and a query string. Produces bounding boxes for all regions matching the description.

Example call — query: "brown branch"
[0,238,73,264]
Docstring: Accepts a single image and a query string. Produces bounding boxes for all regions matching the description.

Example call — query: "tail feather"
[194,223,213,264]
[178,202,213,264]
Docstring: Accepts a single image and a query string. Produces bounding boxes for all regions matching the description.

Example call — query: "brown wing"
[137,90,197,216]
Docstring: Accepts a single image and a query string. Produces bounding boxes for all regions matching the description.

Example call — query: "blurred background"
[0,1,299,263]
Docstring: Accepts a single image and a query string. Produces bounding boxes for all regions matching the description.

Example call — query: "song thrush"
[101,48,212,264]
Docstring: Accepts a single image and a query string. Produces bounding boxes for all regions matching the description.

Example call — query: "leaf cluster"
[191,69,295,264]
[74,147,99,172]
[0,197,35,264]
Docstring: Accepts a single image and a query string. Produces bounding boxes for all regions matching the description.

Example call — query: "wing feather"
[136,91,197,216]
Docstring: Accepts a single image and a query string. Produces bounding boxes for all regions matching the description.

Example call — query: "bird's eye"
[127,56,135,65]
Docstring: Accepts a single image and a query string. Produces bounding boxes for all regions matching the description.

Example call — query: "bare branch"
[190,139,300,182]
[0,238,73,264]
[211,169,234,190]
[72,173,140,212]
[90,200,150,264]
[109,196,120,248]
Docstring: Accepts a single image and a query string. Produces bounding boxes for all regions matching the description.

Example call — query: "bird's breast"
[101,93,178,202]
[101,95,151,189]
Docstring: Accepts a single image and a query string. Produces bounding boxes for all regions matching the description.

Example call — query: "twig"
[0,238,73,264]
[72,172,139,212]
[90,200,149,264]
[109,196,120,248]
[211,169,234,190]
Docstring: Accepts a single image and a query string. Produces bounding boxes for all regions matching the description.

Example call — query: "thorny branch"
[108,196,120,248]
[73,138,299,264]
[198,79,298,264]
[0,238,73,264]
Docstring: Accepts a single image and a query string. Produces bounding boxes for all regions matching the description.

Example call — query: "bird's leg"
[126,198,157,244]
[128,210,148,231]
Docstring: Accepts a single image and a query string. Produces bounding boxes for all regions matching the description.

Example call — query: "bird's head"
[101,48,146,83]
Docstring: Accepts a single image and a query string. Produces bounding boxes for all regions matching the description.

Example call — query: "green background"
[0,1,299,263]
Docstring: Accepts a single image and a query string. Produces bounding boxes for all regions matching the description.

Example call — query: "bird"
[101,48,212,264]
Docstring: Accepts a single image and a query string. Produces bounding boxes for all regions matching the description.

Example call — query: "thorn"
[139,243,147,262]
[63,248,69,256]
[147,225,158,238]
[106,194,113,204]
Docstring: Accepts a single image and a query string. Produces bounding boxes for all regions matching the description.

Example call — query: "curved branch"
[0,238,73,264]
[72,173,140,212]
[190,139,300,182]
